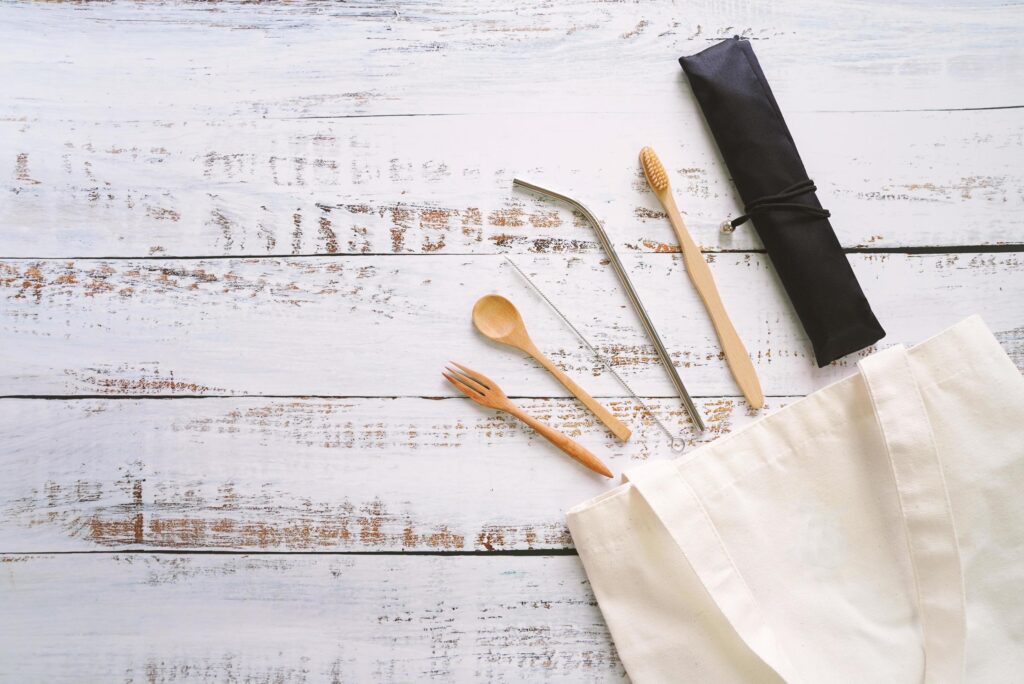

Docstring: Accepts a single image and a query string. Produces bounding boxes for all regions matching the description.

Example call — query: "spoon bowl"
[472,294,529,345]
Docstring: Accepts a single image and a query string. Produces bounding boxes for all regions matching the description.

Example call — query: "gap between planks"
[259,103,1024,120]
[2,245,1023,261]
[0,549,579,557]
[0,394,790,400]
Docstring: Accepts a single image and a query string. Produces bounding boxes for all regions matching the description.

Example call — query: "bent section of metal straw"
[511,178,706,433]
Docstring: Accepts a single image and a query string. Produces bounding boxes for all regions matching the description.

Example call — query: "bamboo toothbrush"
[640,146,765,409]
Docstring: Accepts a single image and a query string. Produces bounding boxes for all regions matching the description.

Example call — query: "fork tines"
[443,360,499,400]
[443,367,484,397]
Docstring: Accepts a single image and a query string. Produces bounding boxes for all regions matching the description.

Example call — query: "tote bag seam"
[905,355,965,576]
[861,356,928,657]
[671,466,804,684]
[678,468,763,620]
[861,348,968,680]
[902,349,969,672]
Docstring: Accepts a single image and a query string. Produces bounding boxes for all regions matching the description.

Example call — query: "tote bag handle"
[860,345,967,681]
[626,344,965,682]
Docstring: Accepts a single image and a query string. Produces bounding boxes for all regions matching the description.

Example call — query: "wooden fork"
[443,362,613,478]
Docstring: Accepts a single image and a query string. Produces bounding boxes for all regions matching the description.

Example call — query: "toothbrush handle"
[663,194,765,409]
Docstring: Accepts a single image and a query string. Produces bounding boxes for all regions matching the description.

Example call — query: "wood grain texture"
[2,254,1020,398]
[0,395,777,552]
[0,553,622,682]
[2,0,1022,679]
[2,109,1021,257]
[3,0,1022,122]
[2,1,1022,257]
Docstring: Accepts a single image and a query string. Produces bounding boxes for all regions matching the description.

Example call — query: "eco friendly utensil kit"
[444,35,886,480]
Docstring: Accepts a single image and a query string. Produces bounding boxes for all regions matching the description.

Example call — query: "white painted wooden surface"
[2,254,1021,398]
[3,111,1022,257]
[0,554,623,681]
[0,396,788,552]
[1,0,1022,680]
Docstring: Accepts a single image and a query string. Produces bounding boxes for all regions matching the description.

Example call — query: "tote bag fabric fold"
[568,316,1024,683]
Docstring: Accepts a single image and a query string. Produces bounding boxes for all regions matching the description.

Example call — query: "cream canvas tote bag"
[568,316,1024,683]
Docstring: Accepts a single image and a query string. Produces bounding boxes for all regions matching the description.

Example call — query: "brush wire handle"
[663,192,765,409]
[507,406,613,478]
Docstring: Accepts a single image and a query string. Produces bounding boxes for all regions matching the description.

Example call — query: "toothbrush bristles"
[640,146,669,192]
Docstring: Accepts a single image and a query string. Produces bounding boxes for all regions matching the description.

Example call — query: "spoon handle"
[506,405,613,478]
[529,347,632,442]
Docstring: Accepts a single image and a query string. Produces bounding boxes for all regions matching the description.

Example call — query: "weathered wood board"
[0,396,786,552]
[3,1,1022,258]
[2,253,1020,398]
[3,110,1022,257]
[4,0,1022,121]
[0,553,623,682]
[2,0,1022,680]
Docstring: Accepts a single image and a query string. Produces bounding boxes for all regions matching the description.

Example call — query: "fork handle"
[508,407,613,478]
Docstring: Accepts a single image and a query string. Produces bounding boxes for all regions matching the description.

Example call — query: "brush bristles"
[640,146,668,192]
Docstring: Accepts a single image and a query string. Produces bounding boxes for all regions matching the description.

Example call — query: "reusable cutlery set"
[444,292,627,478]
[472,293,632,442]
[445,146,765,479]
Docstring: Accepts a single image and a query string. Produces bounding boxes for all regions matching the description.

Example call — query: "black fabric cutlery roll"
[680,37,885,367]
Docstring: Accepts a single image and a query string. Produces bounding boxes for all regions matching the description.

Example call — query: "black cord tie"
[725,179,831,232]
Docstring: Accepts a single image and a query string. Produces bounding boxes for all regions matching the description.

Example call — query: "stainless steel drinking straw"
[512,178,706,433]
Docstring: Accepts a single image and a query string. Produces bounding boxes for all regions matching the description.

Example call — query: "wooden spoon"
[472,294,631,441]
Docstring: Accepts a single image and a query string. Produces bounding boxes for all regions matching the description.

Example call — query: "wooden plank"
[2,110,1021,257]
[2,1,1022,122]
[1,254,1021,398]
[0,553,623,681]
[0,395,781,552]
[1,3,1016,680]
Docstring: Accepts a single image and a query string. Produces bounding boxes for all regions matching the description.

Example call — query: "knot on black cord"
[728,179,830,230]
